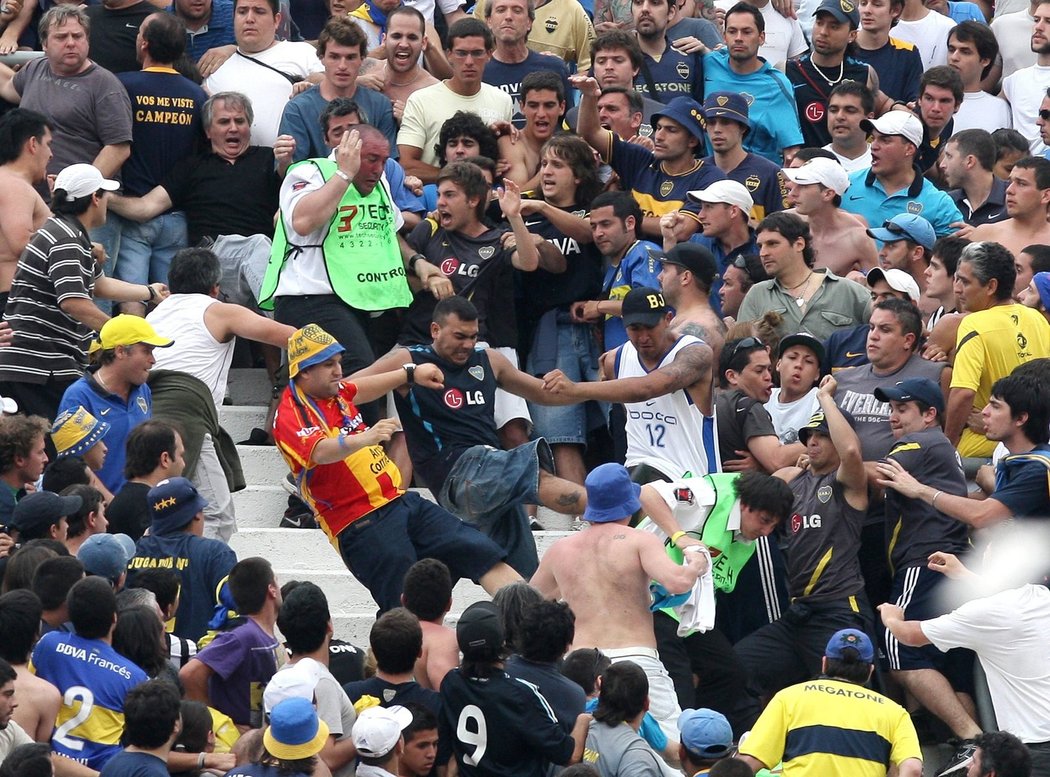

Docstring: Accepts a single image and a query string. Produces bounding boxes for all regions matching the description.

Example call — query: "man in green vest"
[532,463,791,748]
[260,125,452,423]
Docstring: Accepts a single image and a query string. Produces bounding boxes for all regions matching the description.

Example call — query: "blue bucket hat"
[148,477,209,535]
[701,91,750,130]
[583,463,642,523]
[651,97,706,145]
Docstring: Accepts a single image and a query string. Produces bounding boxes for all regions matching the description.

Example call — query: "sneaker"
[280,499,316,529]
[281,473,298,496]
[937,741,978,777]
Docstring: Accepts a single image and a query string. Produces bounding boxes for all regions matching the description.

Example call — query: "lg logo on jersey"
[790,513,823,533]
[440,257,480,277]
[444,388,485,409]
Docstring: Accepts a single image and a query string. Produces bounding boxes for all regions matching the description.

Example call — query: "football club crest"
[906,201,924,215]
[469,366,485,381]
[817,486,832,504]
[479,246,495,260]
[660,181,674,197]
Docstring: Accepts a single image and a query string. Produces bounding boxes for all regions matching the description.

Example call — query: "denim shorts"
[526,319,607,445]
[111,211,189,286]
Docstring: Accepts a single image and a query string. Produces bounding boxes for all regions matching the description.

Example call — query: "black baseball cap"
[621,287,670,328]
[12,491,82,536]
[797,407,856,444]
[874,377,944,413]
[777,332,826,366]
[650,245,718,289]
[456,601,503,659]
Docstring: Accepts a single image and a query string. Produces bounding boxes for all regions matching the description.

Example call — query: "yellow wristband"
[670,531,687,545]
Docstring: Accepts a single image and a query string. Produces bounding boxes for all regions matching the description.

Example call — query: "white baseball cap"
[53,164,120,199]
[860,112,923,148]
[687,180,754,213]
[867,267,921,302]
[263,658,324,714]
[782,157,851,196]
[352,705,414,758]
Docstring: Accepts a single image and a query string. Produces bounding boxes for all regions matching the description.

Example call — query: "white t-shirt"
[405,0,463,24]
[398,81,513,166]
[0,720,32,763]
[1002,63,1050,154]
[953,91,1013,134]
[823,143,873,174]
[922,584,1050,744]
[994,0,1030,18]
[890,12,957,69]
[793,0,823,37]
[992,10,1038,79]
[205,42,324,147]
[758,2,808,64]
[275,159,404,298]
[765,387,819,444]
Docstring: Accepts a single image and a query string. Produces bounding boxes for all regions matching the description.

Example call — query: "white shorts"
[602,646,682,744]
[485,345,532,431]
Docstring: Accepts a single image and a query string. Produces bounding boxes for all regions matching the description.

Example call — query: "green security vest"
[259,158,412,312]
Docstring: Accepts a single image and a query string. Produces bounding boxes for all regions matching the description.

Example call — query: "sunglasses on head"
[730,336,764,361]
[882,220,919,243]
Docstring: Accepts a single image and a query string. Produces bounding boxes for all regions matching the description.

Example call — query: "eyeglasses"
[881,220,919,244]
[729,336,764,361]
[1040,109,1050,121]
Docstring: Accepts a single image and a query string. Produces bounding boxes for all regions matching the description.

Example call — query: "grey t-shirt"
[584,720,664,777]
[13,58,133,180]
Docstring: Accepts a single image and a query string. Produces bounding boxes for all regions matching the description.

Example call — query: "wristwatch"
[408,253,426,276]
[403,363,416,384]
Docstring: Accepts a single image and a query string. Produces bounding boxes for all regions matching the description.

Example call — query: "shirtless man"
[531,462,707,744]
[968,157,1050,259]
[499,71,565,190]
[0,109,52,311]
[783,156,878,275]
[401,559,460,691]
[0,589,61,743]
[360,6,440,123]
[655,235,726,361]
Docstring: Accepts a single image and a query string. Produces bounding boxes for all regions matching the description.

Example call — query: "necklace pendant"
[796,296,805,307]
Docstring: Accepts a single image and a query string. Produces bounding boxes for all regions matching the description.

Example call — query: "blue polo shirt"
[823,323,869,373]
[58,374,152,494]
[703,49,803,163]
[603,239,662,351]
[177,0,235,61]
[279,84,398,162]
[690,229,757,316]
[841,166,964,237]
[993,445,1050,518]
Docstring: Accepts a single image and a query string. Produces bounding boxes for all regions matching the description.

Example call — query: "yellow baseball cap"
[97,315,174,350]
[288,324,345,378]
[51,406,111,457]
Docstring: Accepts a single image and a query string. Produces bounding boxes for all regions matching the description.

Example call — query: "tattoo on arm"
[658,343,712,390]
[556,490,582,508]
[677,322,710,341]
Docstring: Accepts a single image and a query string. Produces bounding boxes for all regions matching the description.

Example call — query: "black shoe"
[239,427,273,446]
[529,516,544,531]
[937,741,978,776]
[280,505,316,529]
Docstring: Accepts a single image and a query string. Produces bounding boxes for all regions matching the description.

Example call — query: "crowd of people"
[0,0,1047,771]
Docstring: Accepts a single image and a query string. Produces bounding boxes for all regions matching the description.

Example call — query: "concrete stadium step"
[221,406,269,445]
[236,445,287,486]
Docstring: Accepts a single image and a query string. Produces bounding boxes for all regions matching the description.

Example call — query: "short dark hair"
[518,600,574,663]
[277,581,330,655]
[234,0,277,14]
[125,420,180,479]
[593,661,648,724]
[320,97,360,135]
[128,568,181,614]
[919,65,963,106]
[0,416,48,475]
[446,17,494,50]
[708,760,754,777]
[756,212,814,268]
[872,297,922,350]
[972,731,1032,777]
[561,647,611,696]
[42,456,90,495]
[0,743,52,777]
[113,606,167,677]
[960,241,1017,302]
[403,703,438,743]
[433,296,479,327]
[2,545,57,595]
[318,15,368,57]
[370,607,423,674]
[387,4,425,32]
[718,337,767,388]
[1022,244,1050,275]
[142,11,186,63]
[402,559,452,621]
[0,109,52,165]
[828,80,874,115]
[599,85,644,115]
[436,112,499,167]
[67,576,117,640]
[792,147,838,164]
[1012,155,1050,189]
[991,373,1050,444]
[734,472,794,524]
[175,701,213,754]
[591,29,642,69]
[32,556,84,611]
[521,70,565,104]
[61,484,103,540]
[589,191,642,240]
[0,589,42,663]
[931,236,969,277]
[823,653,871,684]
[947,129,995,172]
[437,161,490,221]
[949,21,999,80]
[123,680,182,749]
[725,1,764,32]
[492,581,543,653]
[992,128,1030,163]
[0,657,15,687]
[228,557,275,616]
[168,248,221,295]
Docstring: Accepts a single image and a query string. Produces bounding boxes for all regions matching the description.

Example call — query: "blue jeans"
[112,211,188,285]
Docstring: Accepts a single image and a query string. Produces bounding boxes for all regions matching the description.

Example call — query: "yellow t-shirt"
[472,0,596,69]
[740,678,921,777]
[951,304,1050,457]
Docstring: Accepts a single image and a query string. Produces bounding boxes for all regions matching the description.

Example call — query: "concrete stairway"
[220,369,572,647]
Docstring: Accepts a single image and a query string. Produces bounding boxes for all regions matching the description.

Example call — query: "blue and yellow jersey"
[602,239,663,351]
[31,631,148,770]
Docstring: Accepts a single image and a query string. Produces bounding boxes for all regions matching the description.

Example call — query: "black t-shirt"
[327,638,365,686]
[785,56,871,149]
[343,676,441,716]
[504,655,586,732]
[162,146,280,245]
[86,2,155,74]
[438,669,576,777]
[107,480,151,541]
[394,346,501,490]
[714,388,777,469]
[401,219,517,348]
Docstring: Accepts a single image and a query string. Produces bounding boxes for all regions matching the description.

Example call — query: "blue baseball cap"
[1033,271,1050,309]
[825,628,874,662]
[678,708,734,759]
[583,463,642,523]
[149,477,209,535]
[651,97,706,145]
[874,377,945,414]
[78,533,136,582]
[701,91,750,130]
[813,0,860,27]
[866,213,936,252]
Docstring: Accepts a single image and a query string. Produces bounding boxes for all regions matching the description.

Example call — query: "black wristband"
[408,253,426,276]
